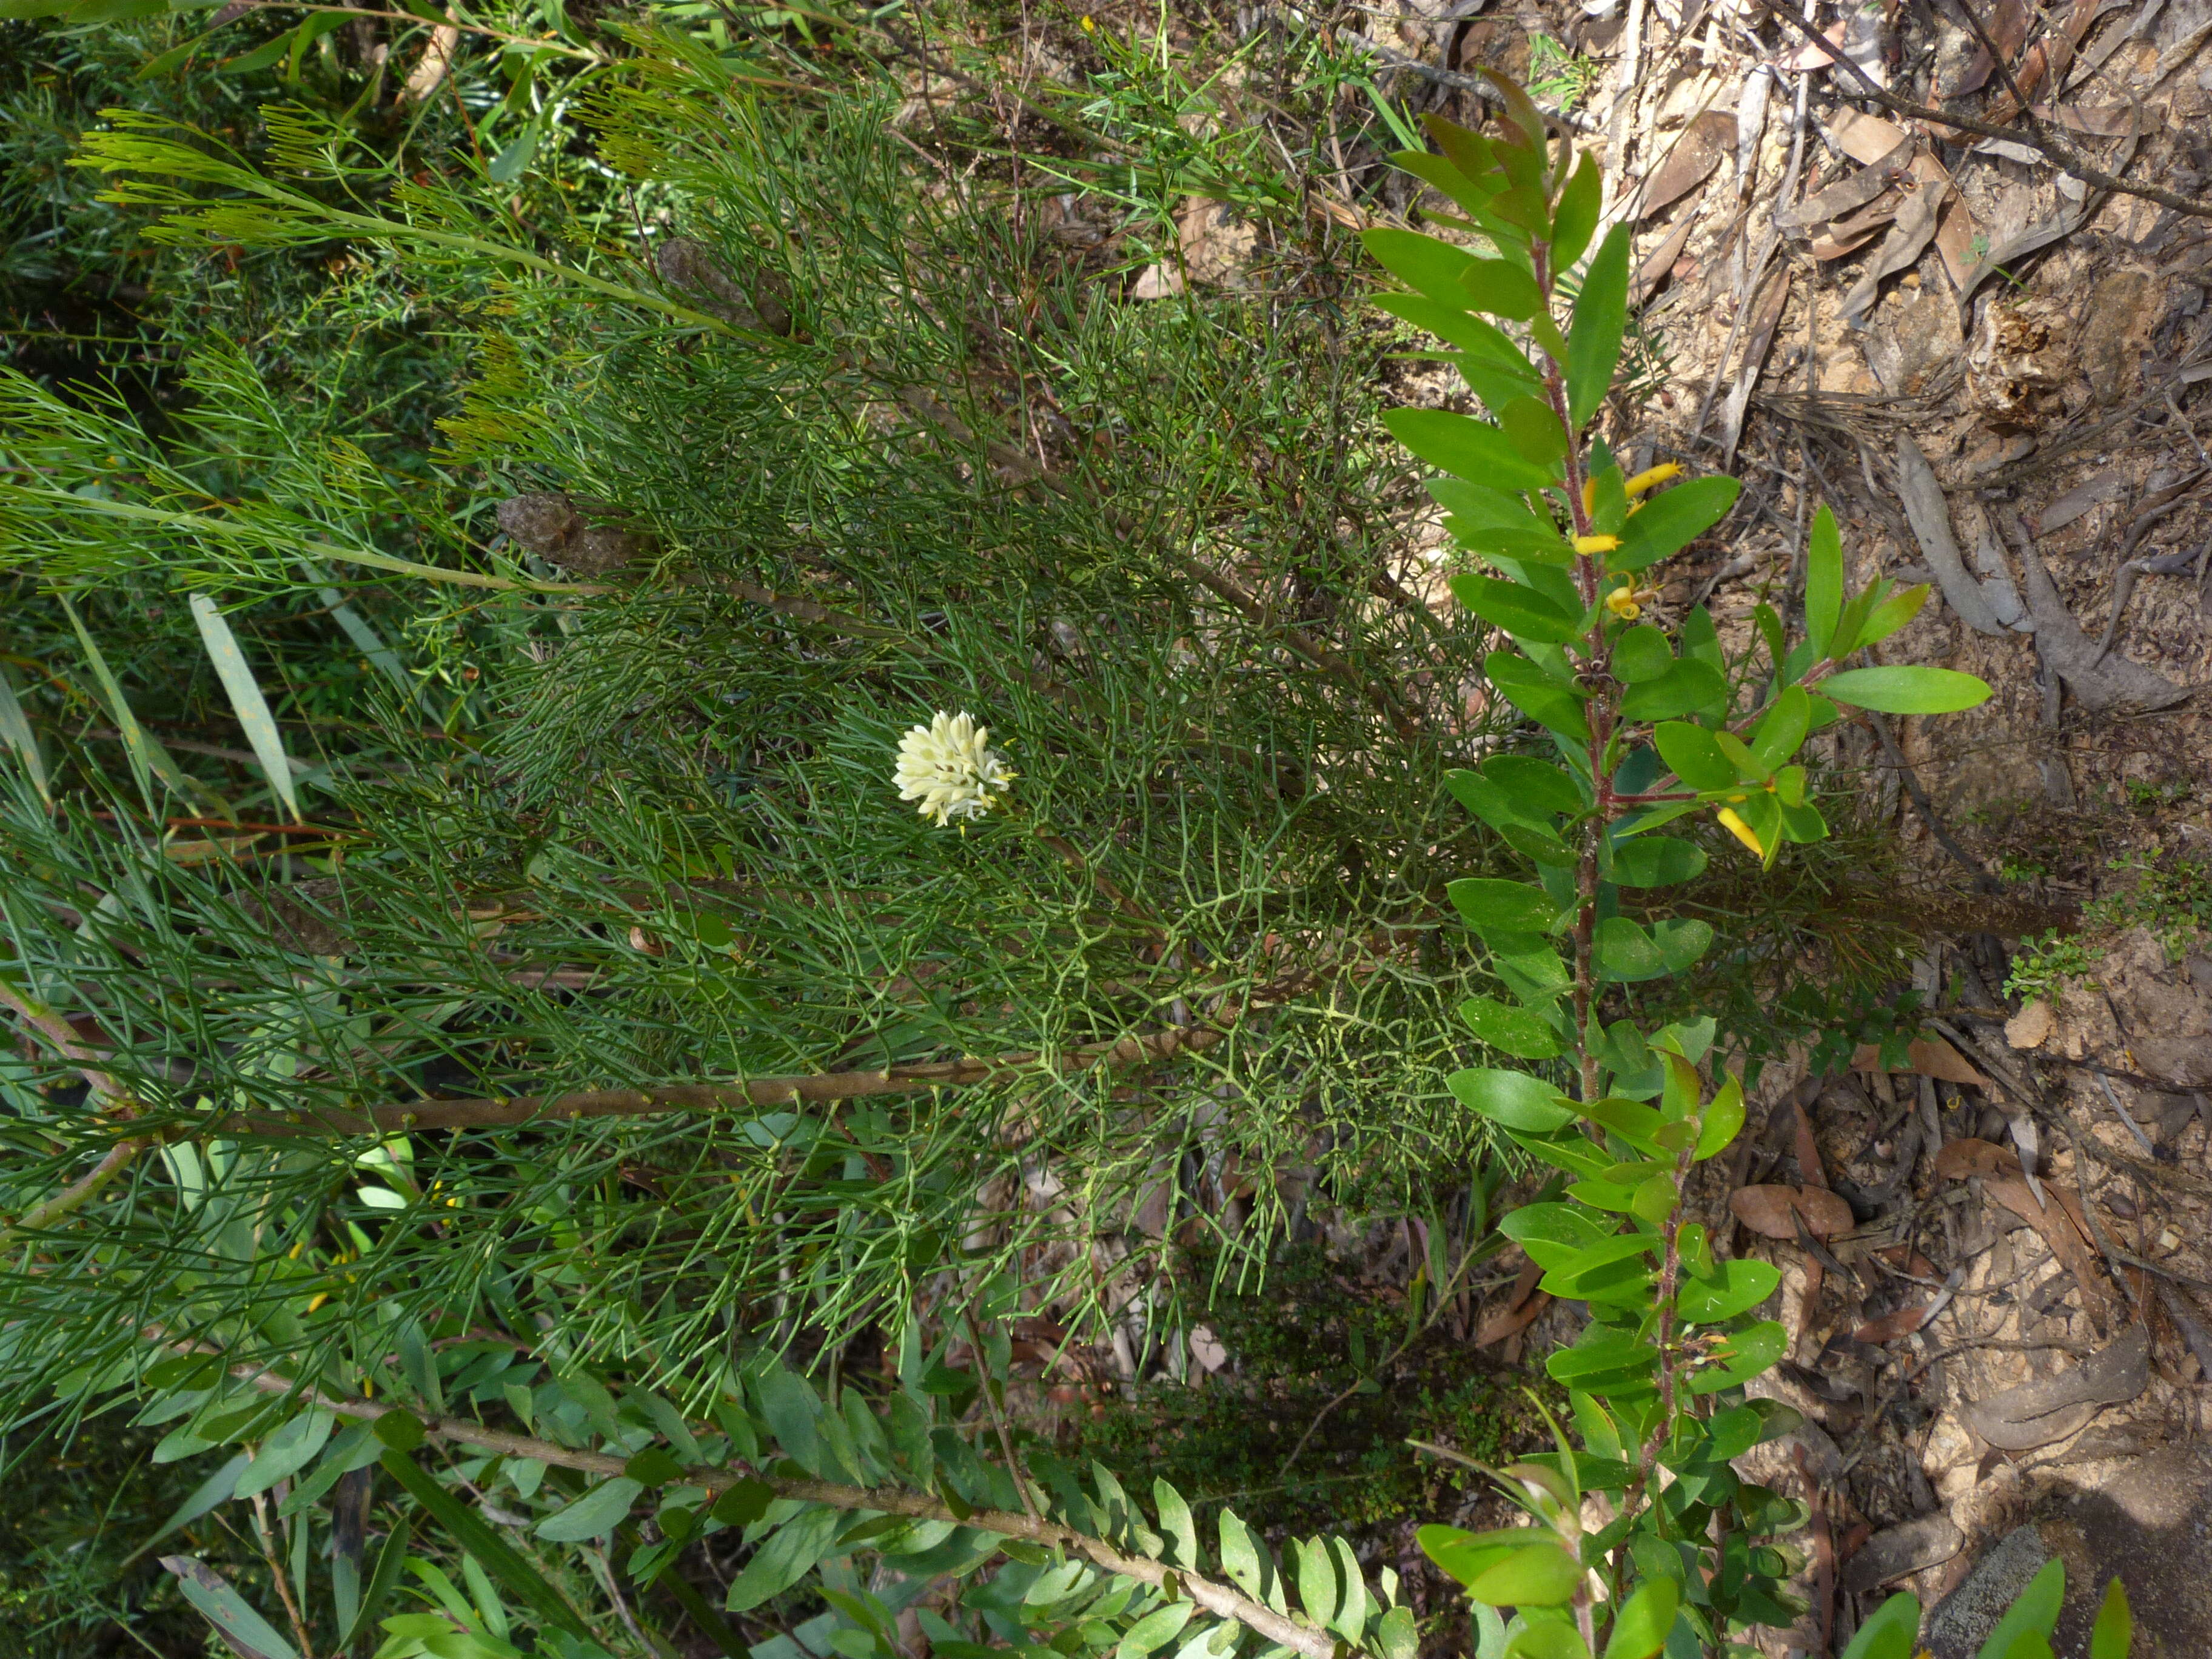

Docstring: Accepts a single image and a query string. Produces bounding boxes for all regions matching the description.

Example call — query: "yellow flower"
[1575,534,1620,555]
[1717,808,1764,857]
[1604,581,1640,620]
[1624,462,1682,498]
[1580,478,1597,520]
[1081,13,1095,28]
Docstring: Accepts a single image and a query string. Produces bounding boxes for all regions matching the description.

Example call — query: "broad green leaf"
[1460,258,1547,320]
[1686,1321,1786,1393]
[1376,1605,1419,1659]
[1652,722,1734,790]
[1612,476,1740,571]
[1546,1329,1658,1387]
[1499,396,1569,465]
[1603,1574,1681,1659]
[1853,583,1930,649]
[1694,1076,1744,1159]
[1675,1258,1781,1323]
[1153,1478,1199,1570]
[1619,659,1728,721]
[1612,625,1674,683]
[1450,573,1581,643]
[1575,1096,1666,1147]
[1469,1543,1582,1607]
[1295,1536,1340,1627]
[1375,294,1541,373]
[1566,224,1631,426]
[1328,1537,1369,1640]
[1630,1171,1677,1223]
[1218,1510,1282,1611]
[1387,409,1558,491]
[1594,916,1664,982]
[1822,665,1992,714]
[1805,505,1843,658]
[1505,1623,1594,1659]
[233,1408,333,1501]
[1418,1525,1532,1588]
[159,1557,300,1659]
[1976,1560,2065,1659]
[725,1504,844,1611]
[1430,477,1553,538]
[1448,877,1557,936]
[1483,754,1587,814]
[1460,995,1563,1058]
[1493,939,1572,1004]
[1486,649,1590,740]
[1838,1591,1920,1659]
[1118,1601,1196,1659]
[2088,1578,2133,1659]
[1362,229,1483,301]
[752,1365,826,1476]
[1499,1203,1613,1269]
[1550,152,1603,271]
[535,1476,643,1543]
[1610,836,1704,887]
[1541,1232,1660,1299]
[1450,1068,1576,1132]
[1651,918,1714,973]
[1749,686,1811,773]
[1501,820,1578,866]
[1507,1127,1617,1181]
[1392,142,1504,215]
[372,1412,424,1452]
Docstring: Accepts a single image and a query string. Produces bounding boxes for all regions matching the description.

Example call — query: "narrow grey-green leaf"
[159,1557,300,1659]
[189,594,301,822]
[534,1475,643,1542]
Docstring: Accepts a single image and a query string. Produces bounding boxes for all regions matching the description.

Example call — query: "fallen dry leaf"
[1849,1034,1989,1087]
[2020,544,2191,713]
[1853,1301,1936,1344]
[1932,1136,2021,1181]
[1637,112,1734,220]
[1731,1184,1855,1239]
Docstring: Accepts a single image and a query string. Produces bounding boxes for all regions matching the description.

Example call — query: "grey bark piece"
[1960,1323,2150,1451]
[2019,545,2192,711]
[1840,1513,1965,1594]
[2130,1036,2212,1088]
[1923,1527,2051,1658]
[1894,436,2006,634]
[1968,512,2031,631]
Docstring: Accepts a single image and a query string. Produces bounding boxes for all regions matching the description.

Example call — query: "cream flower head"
[894,710,1014,826]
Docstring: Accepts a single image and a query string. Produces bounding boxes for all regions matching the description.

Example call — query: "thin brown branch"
[1754,0,2212,219]
[213,1020,1236,1137]
[208,1358,1345,1659]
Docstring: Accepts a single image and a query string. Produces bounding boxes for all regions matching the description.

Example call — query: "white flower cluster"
[893,710,1014,826]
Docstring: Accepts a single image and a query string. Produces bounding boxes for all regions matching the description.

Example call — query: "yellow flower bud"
[1581,478,1597,520]
[1624,462,1683,498]
[1717,808,1765,857]
[1575,534,1621,555]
